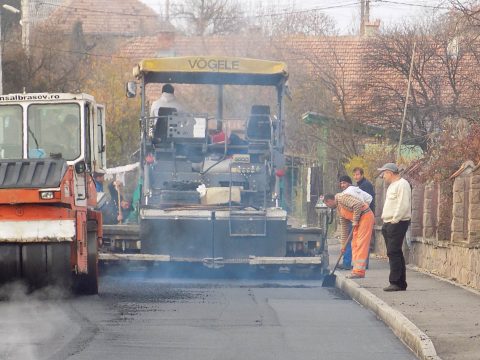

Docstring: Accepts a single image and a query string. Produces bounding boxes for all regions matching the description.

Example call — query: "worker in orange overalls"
[323,192,374,278]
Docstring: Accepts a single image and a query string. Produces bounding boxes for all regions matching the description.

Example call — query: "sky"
[139,0,447,34]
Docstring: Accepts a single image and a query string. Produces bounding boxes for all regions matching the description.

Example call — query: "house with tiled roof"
[37,0,176,54]
[45,0,174,36]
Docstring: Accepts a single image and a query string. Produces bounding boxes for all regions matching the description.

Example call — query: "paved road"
[0,275,416,360]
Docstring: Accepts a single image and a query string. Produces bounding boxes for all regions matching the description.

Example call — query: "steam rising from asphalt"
[0,282,73,360]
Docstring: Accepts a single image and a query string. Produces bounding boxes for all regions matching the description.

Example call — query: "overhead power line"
[376,0,449,10]
[36,0,362,20]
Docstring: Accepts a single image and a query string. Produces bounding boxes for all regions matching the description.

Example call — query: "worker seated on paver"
[150,84,182,118]
[150,84,186,145]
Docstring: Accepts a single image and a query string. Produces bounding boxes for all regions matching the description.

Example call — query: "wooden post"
[397,41,416,161]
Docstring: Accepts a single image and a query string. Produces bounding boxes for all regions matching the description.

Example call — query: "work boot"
[346,273,364,279]
[337,264,352,270]
[383,284,406,292]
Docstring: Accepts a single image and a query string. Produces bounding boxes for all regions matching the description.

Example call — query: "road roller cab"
[0,93,106,293]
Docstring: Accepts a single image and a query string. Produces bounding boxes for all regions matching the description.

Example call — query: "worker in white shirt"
[149,84,183,118]
[338,175,372,270]
[378,163,412,292]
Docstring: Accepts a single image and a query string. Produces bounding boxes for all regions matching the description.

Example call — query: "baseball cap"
[93,169,106,177]
[377,163,399,173]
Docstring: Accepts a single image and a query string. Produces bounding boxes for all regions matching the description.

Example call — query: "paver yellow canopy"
[133,56,288,86]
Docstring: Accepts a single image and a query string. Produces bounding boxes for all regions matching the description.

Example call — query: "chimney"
[360,0,370,36]
[155,32,176,57]
[364,20,381,37]
[165,0,170,21]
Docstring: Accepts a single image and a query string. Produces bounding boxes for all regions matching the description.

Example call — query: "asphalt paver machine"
[101,57,328,275]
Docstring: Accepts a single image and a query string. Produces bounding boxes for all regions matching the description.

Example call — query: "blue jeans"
[343,221,352,267]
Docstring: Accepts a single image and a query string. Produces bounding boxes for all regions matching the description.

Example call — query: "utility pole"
[360,0,365,36]
[1,7,4,95]
[165,0,170,21]
[21,0,30,57]
[365,0,370,26]
[0,4,21,94]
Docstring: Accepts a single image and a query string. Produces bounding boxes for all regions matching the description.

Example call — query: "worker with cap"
[378,163,411,291]
[338,175,373,270]
[323,192,374,278]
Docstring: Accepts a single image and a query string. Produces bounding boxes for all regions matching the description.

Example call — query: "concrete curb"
[335,274,441,360]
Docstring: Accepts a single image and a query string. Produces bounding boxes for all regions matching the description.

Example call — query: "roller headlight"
[40,191,54,200]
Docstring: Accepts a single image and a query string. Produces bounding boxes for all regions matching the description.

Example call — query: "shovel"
[322,229,354,287]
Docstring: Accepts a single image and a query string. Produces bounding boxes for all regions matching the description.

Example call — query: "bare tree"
[171,0,246,36]
[449,0,480,25]
[4,21,93,93]
[250,4,337,37]
[358,16,480,151]
[275,36,366,161]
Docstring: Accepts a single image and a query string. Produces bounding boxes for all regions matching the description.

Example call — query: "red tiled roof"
[44,0,175,36]
[117,34,374,113]
[119,34,282,61]
[116,33,480,130]
[280,36,370,113]
[121,33,176,59]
